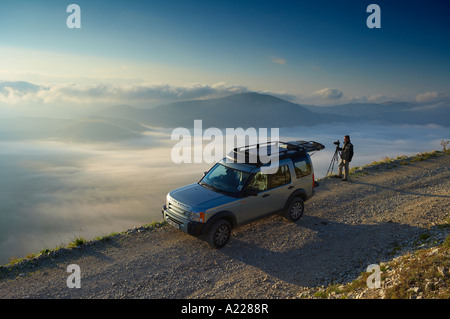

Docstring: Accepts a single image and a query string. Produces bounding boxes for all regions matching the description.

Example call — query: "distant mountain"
[0,117,71,132]
[303,102,411,116]
[0,117,147,143]
[368,102,449,126]
[0,117,72,140]
[98,92,449,128]
[304,100,450,126]
[54,119,142,143]
[0,93,447,144]
[99,92,344,128]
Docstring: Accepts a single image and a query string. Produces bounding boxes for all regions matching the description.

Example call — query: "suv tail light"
[312,173,315,189]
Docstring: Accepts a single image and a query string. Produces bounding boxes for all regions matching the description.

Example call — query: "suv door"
[291,155,313,198]
[265,164,292,211]
[239,164,292,223]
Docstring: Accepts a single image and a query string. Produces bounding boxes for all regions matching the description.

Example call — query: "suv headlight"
[189,211,205,223]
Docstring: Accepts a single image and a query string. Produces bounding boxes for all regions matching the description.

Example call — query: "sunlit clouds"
[272,57,286,65]
[4,80,449,116]
[311,88,344,100]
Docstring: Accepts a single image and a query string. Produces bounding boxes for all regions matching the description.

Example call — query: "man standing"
[338,135,354,181]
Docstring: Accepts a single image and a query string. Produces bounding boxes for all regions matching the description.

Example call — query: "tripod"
[326,146,341,177]
[326,146,352,182]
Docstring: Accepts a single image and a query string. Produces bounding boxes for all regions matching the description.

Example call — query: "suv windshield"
[200,163,251,194]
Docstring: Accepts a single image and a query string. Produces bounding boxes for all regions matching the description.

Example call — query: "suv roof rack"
[282,140,325,153]
[226,140,325,165]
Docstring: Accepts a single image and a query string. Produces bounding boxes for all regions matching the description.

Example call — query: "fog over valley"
[0,92,448,263]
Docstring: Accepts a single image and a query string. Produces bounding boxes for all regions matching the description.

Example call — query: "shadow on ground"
[223,215,425,287]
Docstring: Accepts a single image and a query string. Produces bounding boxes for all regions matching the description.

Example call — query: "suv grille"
[168,199,190,218]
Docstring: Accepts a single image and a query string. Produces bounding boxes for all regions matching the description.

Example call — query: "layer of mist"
[0,121,448,264]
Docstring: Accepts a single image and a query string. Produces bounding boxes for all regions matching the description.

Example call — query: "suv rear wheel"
[206,219,231,249]
[285,197,304,222]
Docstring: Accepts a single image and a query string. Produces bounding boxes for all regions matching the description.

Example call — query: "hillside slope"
[99,92,450,128]
[0,152,449,299]
[98,92,345,128]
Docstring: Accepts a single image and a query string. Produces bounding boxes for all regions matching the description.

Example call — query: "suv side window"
[248,165,291,192]
[248,171,268,192]
[268,165,291,189]
[292,157,312,178]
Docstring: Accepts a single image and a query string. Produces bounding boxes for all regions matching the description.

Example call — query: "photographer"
[337,135,353,181]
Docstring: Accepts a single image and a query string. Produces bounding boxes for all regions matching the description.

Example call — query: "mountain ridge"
[99,92,449,128]
[99,92,345,128]
[0,92,447,143]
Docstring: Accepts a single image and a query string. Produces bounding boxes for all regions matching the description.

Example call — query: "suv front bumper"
[162,205,205,236]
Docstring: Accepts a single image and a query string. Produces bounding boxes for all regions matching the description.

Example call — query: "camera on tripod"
[327,140,341,177]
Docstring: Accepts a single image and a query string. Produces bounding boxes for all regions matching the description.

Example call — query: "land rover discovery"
[162,140,324,248]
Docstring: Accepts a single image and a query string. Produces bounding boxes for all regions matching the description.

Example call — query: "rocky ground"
[0,151,449,300]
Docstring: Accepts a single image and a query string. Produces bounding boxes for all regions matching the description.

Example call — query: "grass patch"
[7,257,25,267]
[324,149,448,181]
[389,245,403,256]
[344,273,371,292]
[383,244,450,299]
[2,220,168,268]
[349,166,369,178]
[444,235,450,248]
[313,291,328,298]
[94,232,120,242]
[358,150,447,173]
[410,151,441,162]
[67,236,87,248]
[316,233,450,299]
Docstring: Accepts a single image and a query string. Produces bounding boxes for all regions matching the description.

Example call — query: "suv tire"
[285,197,304,222]
[206,219,231,249]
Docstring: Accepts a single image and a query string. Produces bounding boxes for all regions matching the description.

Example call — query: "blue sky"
[0,0,449,109]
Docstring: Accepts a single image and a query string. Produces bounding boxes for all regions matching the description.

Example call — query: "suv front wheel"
[285,197,305,222]
[206,219,231,249]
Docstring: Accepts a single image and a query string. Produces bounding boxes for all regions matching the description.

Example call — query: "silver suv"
[162,141,324,248]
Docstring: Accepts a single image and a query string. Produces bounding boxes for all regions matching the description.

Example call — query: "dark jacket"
[340,142,354,162]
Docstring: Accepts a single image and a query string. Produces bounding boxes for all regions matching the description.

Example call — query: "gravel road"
[0,153,449,299]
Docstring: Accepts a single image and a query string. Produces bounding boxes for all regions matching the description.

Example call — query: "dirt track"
[0,153,449,299]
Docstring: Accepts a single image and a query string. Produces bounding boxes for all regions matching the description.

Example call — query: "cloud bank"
[415,91,450,104]
[311,88,344,100]
[1,81,449,116]
[0,81,249,106]
[272,57,287,65]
